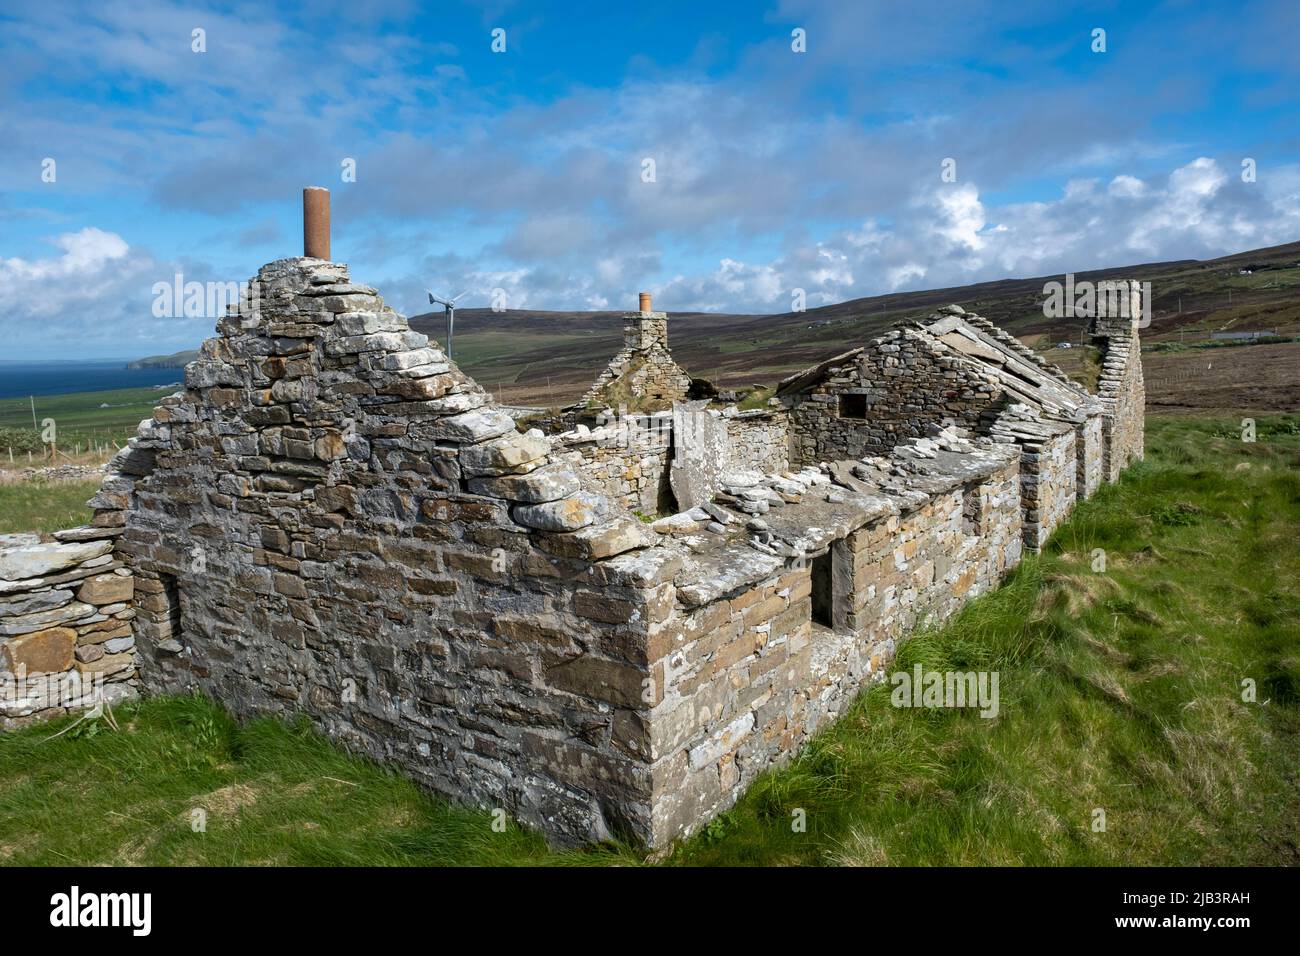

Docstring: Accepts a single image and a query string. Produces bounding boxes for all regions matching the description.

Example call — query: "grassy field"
[0,386,163,457]
[1,414,1296,866]
[0,480,101,535]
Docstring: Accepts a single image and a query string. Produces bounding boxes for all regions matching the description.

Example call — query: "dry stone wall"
[552,413,674,515]
[987,406,1078,551]
[548,407,790,518]
[724,408,790,475]
[641,431,1022,842]
[112,257,673,845]
[1077,414,1105,500]
[0,524,139,729]
[780,306,1134,553]
[1094,326,1145,481]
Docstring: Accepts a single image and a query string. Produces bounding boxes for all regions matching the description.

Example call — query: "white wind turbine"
[427,288,470,359]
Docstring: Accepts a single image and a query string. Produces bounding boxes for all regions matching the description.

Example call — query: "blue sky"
[2,0,1298,359]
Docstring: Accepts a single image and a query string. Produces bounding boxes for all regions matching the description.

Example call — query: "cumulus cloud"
[929,184,988,253]
[365,155,1300,318]
[596,157,1300,312]
[3,1,1299,354]
[1108,175,1146,199]
[0,228,220,358]
[0,228,128,283]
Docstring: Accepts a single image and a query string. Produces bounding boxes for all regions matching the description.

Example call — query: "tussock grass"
[1,415,1297,866]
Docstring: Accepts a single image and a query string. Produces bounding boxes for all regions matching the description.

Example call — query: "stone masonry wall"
[641,434,1022,842]
[549,408,789,518]
[724,408,790,475]
[1078,413,1105,501]
[1095,327,1145,481]
[553,413,674,515]
[1021,429,1076,552]
[784,329,1003,465]
[1,527,139,729]
[114,257,673,846]
[988,406,1078,552]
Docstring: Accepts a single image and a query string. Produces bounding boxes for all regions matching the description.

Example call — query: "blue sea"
[0,361,185,400]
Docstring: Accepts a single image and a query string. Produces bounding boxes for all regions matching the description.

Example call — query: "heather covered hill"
[407,240,1300,407]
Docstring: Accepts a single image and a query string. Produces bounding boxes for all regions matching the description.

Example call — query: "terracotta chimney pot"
[304,187,331,260]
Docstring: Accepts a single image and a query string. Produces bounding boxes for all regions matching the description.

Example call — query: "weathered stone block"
[545,653,644,708]
[512,493,606,532]
[1,627,75,674]
[0,588,73,618]
[0,602,96,636]
[424,408,516,444]
[459,432,550,476]
[75,652,135,677]
[574,591,638,624]
[535,517,656,561]
[467,464,580,504]
[76,574,134,606]
[0,540,114,582]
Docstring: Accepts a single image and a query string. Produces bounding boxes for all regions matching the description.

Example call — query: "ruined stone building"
[573,293,693,414]
[775,306,1127,550]
[0,190,1145,848]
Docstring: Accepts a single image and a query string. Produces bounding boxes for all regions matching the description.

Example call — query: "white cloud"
[928,183,987,253]
[4,3,1300,349]
[636,157,1300,310]
[0,228,128,282]
[887,263,926,289]
[1108,175,1147,199]
[368,155,1300,315]
[0,228,218,358]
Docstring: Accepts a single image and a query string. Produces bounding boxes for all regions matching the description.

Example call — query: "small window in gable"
[839,393,868,419]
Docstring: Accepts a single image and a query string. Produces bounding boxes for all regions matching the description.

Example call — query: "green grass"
[736,386,775,411]
[0,480,101,535]
[0,698,631,866]
[0,387,164,450]
[1,415,1297,866]
[670,414,1300,865]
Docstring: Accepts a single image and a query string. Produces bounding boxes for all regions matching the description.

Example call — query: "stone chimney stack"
[1089,279,1145,338]
[575,291,693,414]
[303,187,331,260]
[625,291,667,350]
